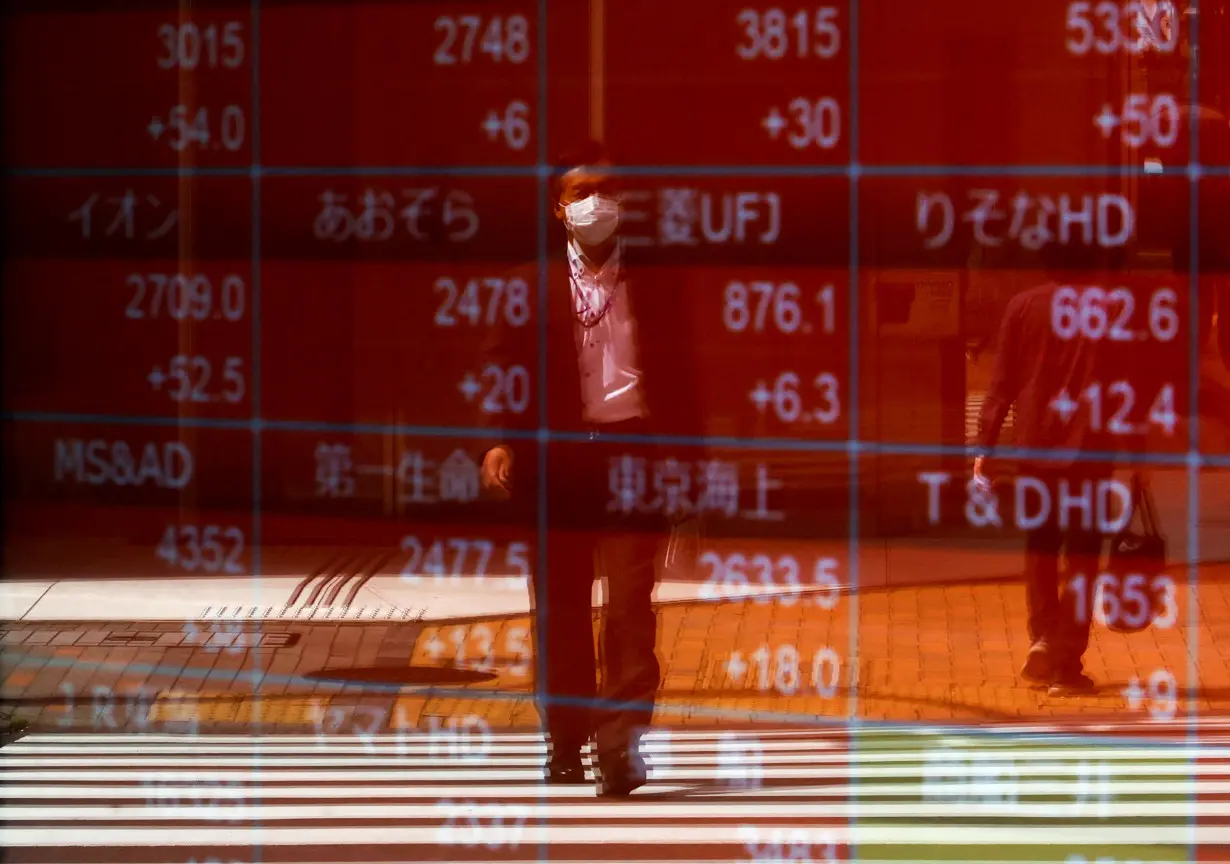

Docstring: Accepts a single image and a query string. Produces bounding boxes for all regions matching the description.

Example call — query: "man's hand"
[481,446,514,498]
[972,455,992,492]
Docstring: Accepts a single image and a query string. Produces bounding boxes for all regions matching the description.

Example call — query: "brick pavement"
[385,567,1230,729]
[3,566,1229,733]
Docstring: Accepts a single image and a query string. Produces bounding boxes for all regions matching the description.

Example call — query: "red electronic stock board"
[1,0,1227,578]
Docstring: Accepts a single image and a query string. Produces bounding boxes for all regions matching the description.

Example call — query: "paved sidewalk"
[3,563,1229,734]
[376,564,1230,730]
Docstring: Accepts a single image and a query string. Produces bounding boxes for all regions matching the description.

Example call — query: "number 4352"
[156,525,245,574]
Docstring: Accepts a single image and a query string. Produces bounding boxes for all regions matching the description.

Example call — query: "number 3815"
[736,8,841,60]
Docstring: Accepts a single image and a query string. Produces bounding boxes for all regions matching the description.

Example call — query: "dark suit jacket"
[479,242,701,452]
[976,283,1113,470]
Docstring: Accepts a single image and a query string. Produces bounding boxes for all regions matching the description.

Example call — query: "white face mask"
[564,194,620,245]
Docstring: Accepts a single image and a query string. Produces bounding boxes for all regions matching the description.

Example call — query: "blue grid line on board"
[845,0,862,856]
[534,1,549,858]
[4,162,1213,178]
[248,2,266,860]
[249,0,265,606]
[1186,7,1203,861]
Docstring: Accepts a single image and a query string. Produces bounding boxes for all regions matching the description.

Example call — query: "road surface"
[3,720,1229,863]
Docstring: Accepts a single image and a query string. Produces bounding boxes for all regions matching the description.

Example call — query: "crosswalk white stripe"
[3,800,1223,820]
[0,861,1116,864]
[3,762,1221,782]
[11,779,1222,799]
[3,746,1220,767]
[25,861,1181,864]
[6,726,1225,859]
[39,722,1228,746]
[9,738,1097,753]
[1,740,847,756]
[2,738,1210,758]
[3,823,1228,846]
[20,720,1229,744]
[19,729,864,744]
[6,740,1221,764]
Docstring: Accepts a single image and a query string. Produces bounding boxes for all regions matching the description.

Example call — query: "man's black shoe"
[1020,643,1056,685]
[1047,671,1096,697]
[0,713,28,748]
[544,753,587,785]
[594,747,647,798]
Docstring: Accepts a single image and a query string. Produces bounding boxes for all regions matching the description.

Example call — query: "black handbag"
[1102,472,1169,634]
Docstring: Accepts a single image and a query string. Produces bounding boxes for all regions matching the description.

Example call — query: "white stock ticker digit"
[125,272,246,322]
[1122,669,1179,720]
[157,21,245,70]
[1050,286,1179,343]
[698,552,842,606]
[750,371,841,425]
[433,276,530,328]
[1065,1,1179,56]
[434,14,531,65]
[723,281,836,335]
[735,7,840,60]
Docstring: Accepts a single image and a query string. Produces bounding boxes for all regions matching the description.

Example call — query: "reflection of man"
[479,141,693,796]
[973,250,1116,696]
[1134,0,1175,49]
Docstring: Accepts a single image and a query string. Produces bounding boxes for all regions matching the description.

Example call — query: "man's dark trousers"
[1022,468,1110,675]
[533,418,662,759]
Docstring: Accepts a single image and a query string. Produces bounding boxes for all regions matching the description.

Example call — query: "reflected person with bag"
[973,245,1126,696]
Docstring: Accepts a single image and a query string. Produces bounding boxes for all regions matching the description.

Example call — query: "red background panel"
[547,0,849,166]
[258,174,539,426]
[2,502,253,578]
[1197,177,1230,459]
[1,175,252,261]
[854,453,1193,568]
[857,0,1189,166]
[546,440,849,542]
[259,430,538,530]
[260,513,536,581]
[2,260,253,419]
[1200,177,1230,276]
[260,1,538,167]
[3,422,252,507]
[545,175,850,268]
[859,268,1192,451]
[3,8,252,168]
[259,175,538,261]
[260,260,538,427]
[633,265,850,441]
[859,173,1189,269]
[1199,271,1230,455]
[1197,3,1230,164]
[2,423,253,577]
